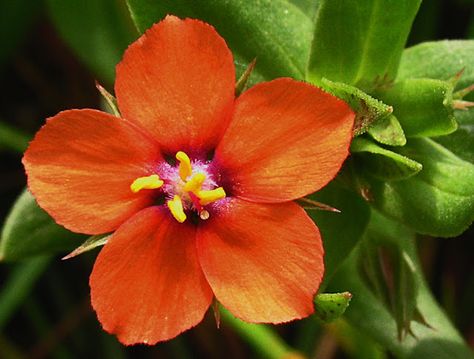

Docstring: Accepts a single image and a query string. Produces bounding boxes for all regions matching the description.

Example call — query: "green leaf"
[320,78,393,135]
[351,137,422,181]
[0,190,85,262]
[398,40,474,97]
[47,0,137,84]
[329,211,474,359]
[307,0,421,91]
[308,182,370,284]
[367,114,406,147]
[376,78,457,138]
[360,233,419,340]
[126,0,312,81]
[434,123,474,164]
[367,138,474,237]
[314,292,352,323]
[288,0,320,19]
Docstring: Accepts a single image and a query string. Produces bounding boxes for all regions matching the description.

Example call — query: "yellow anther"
[176,151,192,181]
[130,174,164,193]
[198,187,226,206]
[184,173,206,193]
[167,195,187,223]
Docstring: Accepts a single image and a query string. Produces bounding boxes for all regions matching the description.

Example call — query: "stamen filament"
[130,174,164,193]
[198,187,226,206]
[167,195,187,223]
[176,151,192,181]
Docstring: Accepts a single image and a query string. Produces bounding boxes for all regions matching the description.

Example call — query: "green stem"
[220,307,304,359]
[0,121,30,153]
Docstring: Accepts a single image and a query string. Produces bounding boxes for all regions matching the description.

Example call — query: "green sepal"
[314,292,352,323]
[62,234,110,260]
[319,78,393,136]
[366,138,474,237]
[307,0,421,91]
[235,58,256,97]
[0,190,86,261]
[351,137,422,181]
[367,114,406,147]
[96,82,120,117]
[376,78,457,138]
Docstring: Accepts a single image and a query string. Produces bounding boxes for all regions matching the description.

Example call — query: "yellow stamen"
[198,187,226,206]
[176,151,192,181]
[130,174,164,193]
[167,195,187,223]
[184,173,206,193]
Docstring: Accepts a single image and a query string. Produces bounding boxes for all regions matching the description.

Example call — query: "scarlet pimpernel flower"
[23,16,354,344]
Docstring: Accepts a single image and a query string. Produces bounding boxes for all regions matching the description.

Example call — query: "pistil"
[130,151,226,223]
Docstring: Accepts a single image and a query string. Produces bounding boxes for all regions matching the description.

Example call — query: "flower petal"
[115,16,235,154]
[197,199,324,323]
[23,109,160,234]
[216,78,354,202]
[90,206,213,345]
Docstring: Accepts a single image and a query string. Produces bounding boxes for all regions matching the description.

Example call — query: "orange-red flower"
[23,16,354,345]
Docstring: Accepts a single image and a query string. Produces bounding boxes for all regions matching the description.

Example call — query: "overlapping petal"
[23,109,160,234]
[197,198,324,323]
[115,16,235,154]
[215,78,354,203]
[90,206,213,345]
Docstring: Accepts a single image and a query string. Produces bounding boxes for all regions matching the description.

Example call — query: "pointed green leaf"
[398,40,474,97]
[360,236,419,340]
[308,0,421,91]
[329,211,474,359]
[314,292,352,323]
[320,78,393,135]
[367,114,406,147]
[367,138,474,237]
[376,78,457,138]
[47,0,137,84]
[397,41,474,155]
[125,0,312,82]
[351,137,422,181]
[0,190,85,261]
